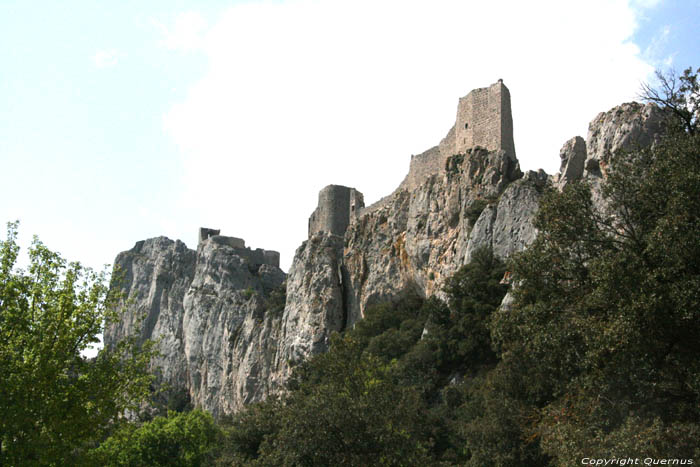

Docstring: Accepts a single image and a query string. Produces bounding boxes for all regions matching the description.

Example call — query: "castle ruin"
[308,185,365,237]
[308,80,514,234]
[403,80,515,190]
[198,227,280,268]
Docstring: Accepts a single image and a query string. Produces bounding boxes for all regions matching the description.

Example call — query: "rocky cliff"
[105,83,665,417]
[105,233,286,417]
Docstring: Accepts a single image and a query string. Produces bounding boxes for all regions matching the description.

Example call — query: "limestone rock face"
[271,233,347,386]
[584,102,665,178]
[470,170,546,262]
[557,136,587,187]
[105,237,196,400]
[105,236,286,418]
[182,240,285,416]
[549,102,666,210]
[343,146,533,319]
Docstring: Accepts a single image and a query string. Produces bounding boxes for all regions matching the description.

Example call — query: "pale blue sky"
[1,0,698,274]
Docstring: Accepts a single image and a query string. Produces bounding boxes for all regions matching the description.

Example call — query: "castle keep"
[308,80,515,233]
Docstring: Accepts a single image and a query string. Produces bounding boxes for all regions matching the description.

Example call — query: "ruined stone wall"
[233,247,279,269]
[308,185,365,237]
[400,146,444,191]
[198,228,279,268]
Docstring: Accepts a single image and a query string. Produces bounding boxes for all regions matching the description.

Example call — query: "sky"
[1,0,699,274]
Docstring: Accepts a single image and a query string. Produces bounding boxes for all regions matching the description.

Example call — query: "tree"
[90,410,220,467]
[490,68,700,462]
[0,223,154,465]
[256,334,431,466]
[440,247,508,371]
[640,66,699,134]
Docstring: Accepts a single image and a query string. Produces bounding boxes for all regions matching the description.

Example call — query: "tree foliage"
[490,68,700,462]
[216,250,510,465]
[0,223,154,465]
[90,410,220,466]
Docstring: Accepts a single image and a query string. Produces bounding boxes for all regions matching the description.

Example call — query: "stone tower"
[402,80,516,191]
[454,79,515,158]
[308,185,365,237]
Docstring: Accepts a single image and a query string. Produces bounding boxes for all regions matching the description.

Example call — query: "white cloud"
[631,0,663,8]
[155,11,207,52]
[93,49,121,68]
[162,0,655,270]
[644,24,675,67]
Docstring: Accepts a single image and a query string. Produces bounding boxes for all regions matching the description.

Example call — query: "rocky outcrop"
[106,85,668,419]
[584,102,665,177]
[552,102,666,212]
[556,136,587,187]
[105,237,196,402]
[271,233,347,386]
[343,145,531,319]
[182,239,285,416]
[105,234,285,417]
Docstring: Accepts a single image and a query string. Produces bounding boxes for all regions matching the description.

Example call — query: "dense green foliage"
[90,410,220,466]
[0,223,154,466]
[485,67,700,463]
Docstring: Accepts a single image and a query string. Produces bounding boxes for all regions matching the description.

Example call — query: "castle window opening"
[464,122,469,129]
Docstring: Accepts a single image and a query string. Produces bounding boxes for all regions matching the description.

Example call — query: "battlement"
[197,227,280,268]
[308,185,365,237]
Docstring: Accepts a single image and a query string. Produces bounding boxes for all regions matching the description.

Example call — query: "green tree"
[439,247,507,371]
[491,68,700,462]
[0,223,154,466]
[90,410,220,467]
[257,333,431,466]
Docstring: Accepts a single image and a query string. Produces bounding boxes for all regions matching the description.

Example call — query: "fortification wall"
[308,185,365,237]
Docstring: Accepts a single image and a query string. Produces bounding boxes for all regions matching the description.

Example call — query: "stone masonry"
[308,185,365,237]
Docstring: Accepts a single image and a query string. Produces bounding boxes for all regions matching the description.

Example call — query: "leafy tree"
[491,67,700,463]
[90,410,220,467]
[0,223,154,465]
[216,399,283,466]
[439,247,507,371]
[256,333,431,466]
